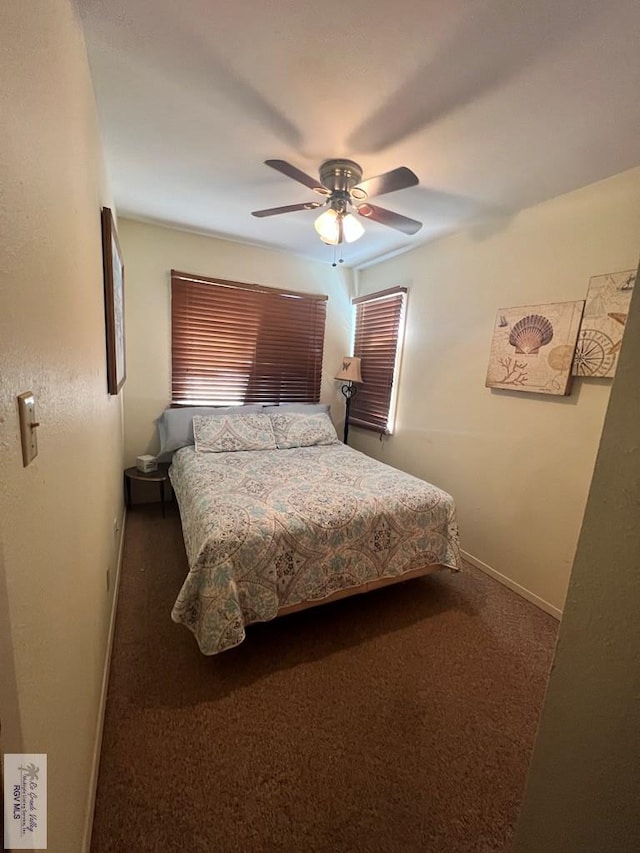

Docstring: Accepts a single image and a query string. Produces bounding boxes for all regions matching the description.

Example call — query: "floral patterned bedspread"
[169,444,462,654]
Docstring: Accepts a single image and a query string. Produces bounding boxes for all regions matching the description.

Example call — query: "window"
[171,270,327,406]
[349,286,407,434]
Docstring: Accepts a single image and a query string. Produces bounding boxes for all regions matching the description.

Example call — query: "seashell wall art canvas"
[572,268,636,377]
[486,301,584,395]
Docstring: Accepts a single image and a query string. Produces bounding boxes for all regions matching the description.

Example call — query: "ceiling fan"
[252,159,422,246]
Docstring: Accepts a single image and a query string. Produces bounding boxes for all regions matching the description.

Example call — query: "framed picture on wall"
[572,268,636,378]
[101,206,126,395]
[485,300,584,395]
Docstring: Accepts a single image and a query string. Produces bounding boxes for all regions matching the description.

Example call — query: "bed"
[168,412,462,654]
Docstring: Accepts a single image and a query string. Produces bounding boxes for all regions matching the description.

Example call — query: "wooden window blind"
[171,270,328,406]
[350,286,407,433]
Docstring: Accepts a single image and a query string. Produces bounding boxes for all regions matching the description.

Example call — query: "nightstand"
[123,462,171,517]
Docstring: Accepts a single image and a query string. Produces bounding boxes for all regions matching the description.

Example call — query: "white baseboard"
[461,549,562,621]
[82,509,127,853]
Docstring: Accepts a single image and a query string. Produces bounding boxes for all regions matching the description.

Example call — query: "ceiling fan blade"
[354,166,418,199]
[252,201,322,218]
[356,202,422,235]
[264,160,326,193]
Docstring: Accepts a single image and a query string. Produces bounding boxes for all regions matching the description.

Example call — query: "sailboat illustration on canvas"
[620,272,635,291]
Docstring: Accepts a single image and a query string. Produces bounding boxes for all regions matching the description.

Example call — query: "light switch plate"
[17,392,38,466]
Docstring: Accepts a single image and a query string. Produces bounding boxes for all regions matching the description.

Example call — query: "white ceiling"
[78,0,640,268]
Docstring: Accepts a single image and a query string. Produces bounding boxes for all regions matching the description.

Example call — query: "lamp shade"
[315,208,339,244]
[334,356,363,383]
[341,213,365,243]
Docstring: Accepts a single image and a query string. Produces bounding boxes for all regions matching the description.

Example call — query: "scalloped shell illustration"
[508,314,554,354]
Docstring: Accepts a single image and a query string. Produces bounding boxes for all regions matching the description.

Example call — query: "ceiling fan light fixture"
[314,208,365,245]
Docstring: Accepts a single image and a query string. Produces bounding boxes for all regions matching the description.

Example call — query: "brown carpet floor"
[91,503,558,853]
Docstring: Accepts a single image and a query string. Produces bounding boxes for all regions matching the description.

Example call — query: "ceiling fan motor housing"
[319,159,363,193]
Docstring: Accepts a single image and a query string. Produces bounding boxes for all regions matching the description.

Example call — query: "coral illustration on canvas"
[497,357,528,386]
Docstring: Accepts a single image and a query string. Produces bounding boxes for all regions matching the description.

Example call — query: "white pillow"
[269,412,340,449]
[193,413,277,453]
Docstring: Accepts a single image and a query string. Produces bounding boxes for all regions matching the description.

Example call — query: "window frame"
[349,286,407,435]
[170,269,328,407]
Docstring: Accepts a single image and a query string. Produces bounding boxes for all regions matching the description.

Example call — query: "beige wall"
[119,218,353,466]
[513,257,640,851]
[352,167,640,613]
[0,2,124,852]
